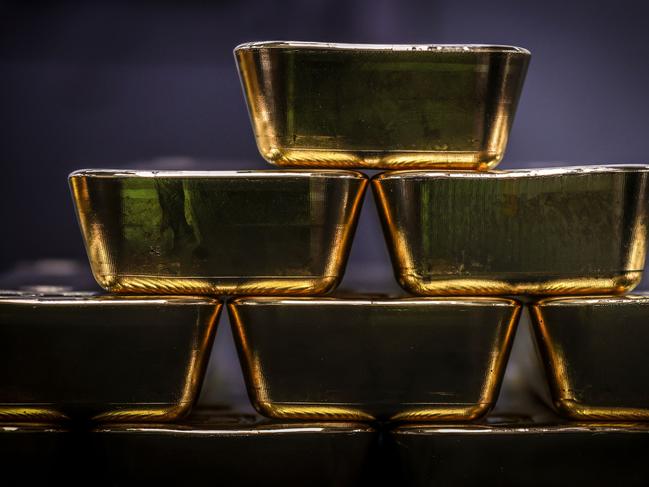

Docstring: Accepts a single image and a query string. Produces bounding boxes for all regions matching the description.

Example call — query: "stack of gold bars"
[2,42,649,486]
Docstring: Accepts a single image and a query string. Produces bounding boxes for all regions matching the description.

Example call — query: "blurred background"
[1,0,648,411]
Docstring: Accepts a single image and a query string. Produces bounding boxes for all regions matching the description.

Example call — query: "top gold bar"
[235,41,530,170]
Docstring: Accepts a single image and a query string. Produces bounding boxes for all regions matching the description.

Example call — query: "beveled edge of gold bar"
[532,293,649,307]
[68,168,367,180]
[392,422,649,434]
[92,421,376,435]
[229,296,520,307]
[0,294,221,305]
[234,41,531,55]
[264,150,502,170]
[372,164,649,182]
[249,402,495,423]
[93,277,343,297]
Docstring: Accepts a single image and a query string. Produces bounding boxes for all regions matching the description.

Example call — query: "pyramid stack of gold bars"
[2,42,649,485]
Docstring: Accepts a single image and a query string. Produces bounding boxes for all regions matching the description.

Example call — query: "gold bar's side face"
[373,167,649,296]
[69,171,367,295]
[92,420,376,486]
[235,42,530,169]
[0,296,221,422]
[392,424,649,486]
[530,295,649,420]
[229,297,520,421]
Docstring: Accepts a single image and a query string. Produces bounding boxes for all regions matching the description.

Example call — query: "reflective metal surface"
[391,421,649,487]
[0,423,73,484]
[531,294,649,420]
[70,169,367,295]
[373,166,649,295]
[236,42,530,170]
[0,294,220,422]
[229,297,521,421]
[91,412,376,486]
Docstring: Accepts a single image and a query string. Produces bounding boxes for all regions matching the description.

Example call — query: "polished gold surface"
[0,414,376,486]
[70,169,367,295]
[373,166,649,296]
[235,42,530,169]
[0,294,220,422]
[229,297,521,421]
[91,412,376,486]
[392,421,649,487]
[531,294,649,420]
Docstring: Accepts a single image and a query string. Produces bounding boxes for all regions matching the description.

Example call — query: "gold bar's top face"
[71,168,366,179]
[94,421,375,435]
[534,293,649,306]
[233,296,518,306]
[373,165,649,296]
[393,422,649,434]
[229,297,520,421]
[69,169,367,295]
[237,41,529,52]
[0,294,219,305]
[531,293,649,420]
[235,41,530,170]
[0,294,220,422]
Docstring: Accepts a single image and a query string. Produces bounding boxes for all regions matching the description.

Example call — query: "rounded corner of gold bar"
[475,152,504,171]
[309,275,341,295]
[612,271,643,294]
[370,172,386,183]
[250,400,275,419]
[91,274,118,293]
[395,273,429,295]
[553,399,596,421]
[466,402,494,421]
[67,169,84,181]
[233,41,253,54]
[0,407,70,423]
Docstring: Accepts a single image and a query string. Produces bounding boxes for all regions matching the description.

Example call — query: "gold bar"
[69,169,367,295]
[531,294,649,420]
[229,297,521,421]
[373,165,649,296]
[392,422,649,486]
[0,294,220,422]
[91,414,376,485]
[235,42,530,170]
